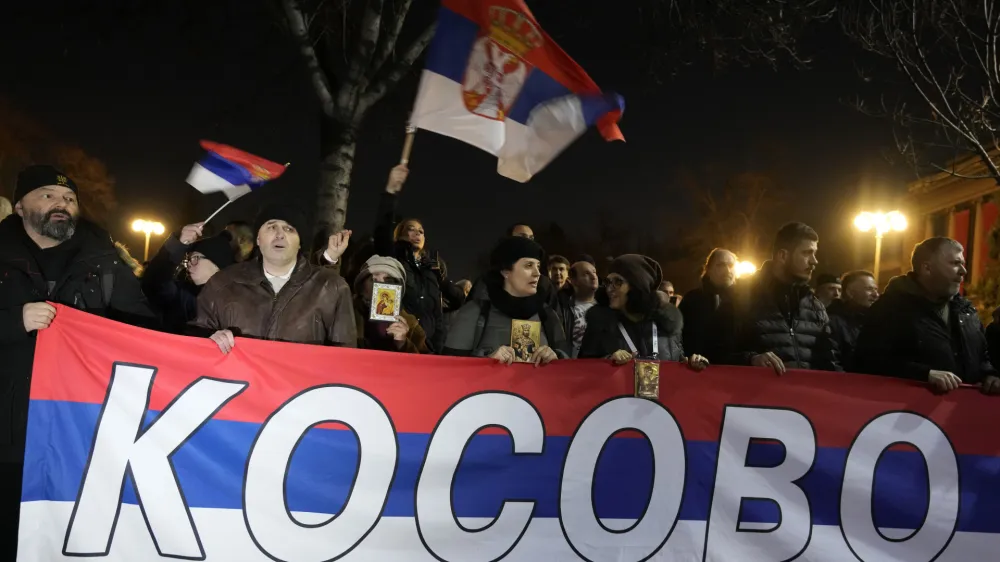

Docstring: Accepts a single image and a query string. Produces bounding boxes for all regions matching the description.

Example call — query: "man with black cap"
[815,273,842,308]
[192,203,356,352]
[0,165,154,556]
[142,220,238,333]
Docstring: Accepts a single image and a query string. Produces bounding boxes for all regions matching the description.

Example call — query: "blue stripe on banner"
[198,153,254,188]
[22,400,1000,532]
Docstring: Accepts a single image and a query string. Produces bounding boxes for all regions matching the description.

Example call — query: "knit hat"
[254,204,307,240]
[354,255,407,296]
[15,165,78,203]
[610,254,663,295]
[816,273,842,286]
[489,235,545,271]
[190,231,236,270]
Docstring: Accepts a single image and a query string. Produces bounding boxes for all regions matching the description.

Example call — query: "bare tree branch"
[358,21,436,117]
[280,0,337,118]
[369,0,414,78]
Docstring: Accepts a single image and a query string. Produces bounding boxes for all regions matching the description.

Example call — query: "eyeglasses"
[604,277,625,289]
[183,254,204,267]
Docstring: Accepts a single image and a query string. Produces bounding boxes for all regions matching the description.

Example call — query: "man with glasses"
[141,222,237,333]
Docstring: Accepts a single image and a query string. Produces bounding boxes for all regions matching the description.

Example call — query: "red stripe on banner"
[440,0,623,141]
[32,305,999,456]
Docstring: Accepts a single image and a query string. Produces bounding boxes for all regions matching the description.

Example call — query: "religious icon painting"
[369,283,402,322]
[634,360,660,400]
[510,319,542,363]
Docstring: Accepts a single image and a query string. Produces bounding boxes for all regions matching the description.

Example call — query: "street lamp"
[735,261,757,279]
[131,219,165,262]
[854,210,907,281]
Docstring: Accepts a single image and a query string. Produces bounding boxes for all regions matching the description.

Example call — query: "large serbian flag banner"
[410,0,624,182]
[19,305,1000,561]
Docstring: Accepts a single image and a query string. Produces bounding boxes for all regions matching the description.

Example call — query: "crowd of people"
[1,162,1000,553]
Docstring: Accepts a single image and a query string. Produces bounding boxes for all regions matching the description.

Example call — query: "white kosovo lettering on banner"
[63,363,248,559]
[841,411,960,562]
[704,406,816,561]
[560,397,685,562]
[415,392,543,562]
[243,385,397,562]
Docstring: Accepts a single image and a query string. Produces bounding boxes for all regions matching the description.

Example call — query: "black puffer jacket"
[826,299,866,372]
[373,192,465,353]
[855,273,996,383]
[678,277,732,362]
[579,303,685,361]
[720,261,840,371]
[0,215,155,460]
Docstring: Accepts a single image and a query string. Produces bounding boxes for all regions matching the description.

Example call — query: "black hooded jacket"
[719,261,840,371]
[678,276,732,362]
[854,273,996,383]
[578,303,685,361]
[0,215,155,460]
[373,192,465,353]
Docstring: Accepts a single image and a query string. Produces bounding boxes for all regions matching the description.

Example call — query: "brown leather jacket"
[192,257,357,347]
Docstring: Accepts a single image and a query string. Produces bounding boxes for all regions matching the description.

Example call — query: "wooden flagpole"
[400,125,417,165]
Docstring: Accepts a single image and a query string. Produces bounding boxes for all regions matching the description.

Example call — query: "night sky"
[0,1,912,288]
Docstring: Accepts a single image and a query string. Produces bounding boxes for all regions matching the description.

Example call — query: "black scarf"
[485,271,546,320]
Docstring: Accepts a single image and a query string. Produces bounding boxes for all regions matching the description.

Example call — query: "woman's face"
[361,272,401,305]
[187,252,220,286]
[504,258,541,297]
[605,273,630,311]
[397,220,425,251]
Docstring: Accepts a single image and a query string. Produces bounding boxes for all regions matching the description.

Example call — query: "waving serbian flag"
[410,0,624,182]
[186,141,288,201]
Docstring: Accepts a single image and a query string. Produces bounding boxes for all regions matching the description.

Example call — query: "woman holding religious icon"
[374,165,466,353]
[579,254,709,371]
[444,236,570,364]
[352,255,428,353]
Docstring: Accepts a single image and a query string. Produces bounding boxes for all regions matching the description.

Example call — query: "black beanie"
[15,165,78,203]
[190,231,236,270]
[610,254,663,295]
[490,235,545,271]
[254,204,307,240]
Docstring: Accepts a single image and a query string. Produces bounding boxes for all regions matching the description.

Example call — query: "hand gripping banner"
[19,305,1000,561]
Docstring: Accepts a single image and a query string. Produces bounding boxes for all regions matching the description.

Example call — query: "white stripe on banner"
[17,503,1000,561]
[411,71,589,183]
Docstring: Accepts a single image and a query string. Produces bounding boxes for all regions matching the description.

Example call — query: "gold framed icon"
[510,319,542,363]
[369,283,402,322]
[634,360,660,400]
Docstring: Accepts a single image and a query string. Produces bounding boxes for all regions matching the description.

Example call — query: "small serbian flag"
[186,141,288,201]
[410,0,624,182]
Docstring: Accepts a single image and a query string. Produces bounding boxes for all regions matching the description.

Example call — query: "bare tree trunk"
[316,120,357,239]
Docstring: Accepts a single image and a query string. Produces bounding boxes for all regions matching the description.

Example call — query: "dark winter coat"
[825,299,866,372]
[373,192,465,353]
[578,303,686,361]
[854,273,996,383]
[987,322,1000,372]
[141,235,199,334]
[719,261,840,371]
[192,257,357,347]
[0,215,155,461]
[678,277,732,362]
